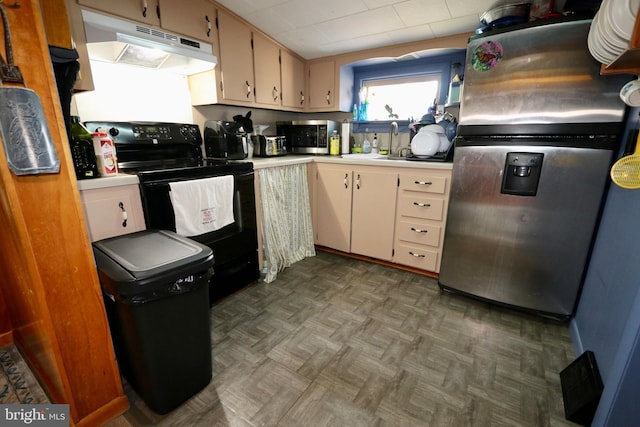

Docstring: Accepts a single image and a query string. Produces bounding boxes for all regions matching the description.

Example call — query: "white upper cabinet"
[157,0,216,42]
[77,0,160,26]
[252,32,282,107]
[308,60,335,110]
[216,8,255,104]
[281,49,305,110]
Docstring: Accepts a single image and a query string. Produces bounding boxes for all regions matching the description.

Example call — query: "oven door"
[138,166,259,302]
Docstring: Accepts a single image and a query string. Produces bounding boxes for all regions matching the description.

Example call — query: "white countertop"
[76,173,140,191]
[76,155,452,190]
[249,154,453,170]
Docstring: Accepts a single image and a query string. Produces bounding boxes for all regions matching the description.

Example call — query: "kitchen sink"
[340,153,406,160]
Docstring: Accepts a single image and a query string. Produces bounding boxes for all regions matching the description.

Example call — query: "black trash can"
[93,230,214,414]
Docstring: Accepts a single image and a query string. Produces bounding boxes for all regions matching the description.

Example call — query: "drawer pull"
[414,180,433,185]
[119,202,128,228]
[409,251,426,258]
[413,202,431,207]
[411,227,428,233]
[344,173,349,189]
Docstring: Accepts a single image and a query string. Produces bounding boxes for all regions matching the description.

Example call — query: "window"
[360,75,440,122]
[351,50,465,132]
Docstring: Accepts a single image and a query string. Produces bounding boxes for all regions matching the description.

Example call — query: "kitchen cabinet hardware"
[246,81,251,98]
[300,91,304,105]
[142,0,147,17]
[272,86,278,102]
[79,184,145,241]
[118,202,128,227]
[206,15,211,38]
[413,202,431,207]
[394,171,450,273]
[326,90,331,105]
[316,165,397,260]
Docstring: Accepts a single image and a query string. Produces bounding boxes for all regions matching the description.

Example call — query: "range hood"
[81,9,217,75]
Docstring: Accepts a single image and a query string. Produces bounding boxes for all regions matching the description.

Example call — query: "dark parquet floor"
[109,250,579,427]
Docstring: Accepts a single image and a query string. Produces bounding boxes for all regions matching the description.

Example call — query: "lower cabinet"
[393,171,451,273]
[315,164,398,261]
[79,184,146,242]
[314,162,451,274]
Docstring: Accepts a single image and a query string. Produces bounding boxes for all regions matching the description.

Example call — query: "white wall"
[72,60,194,123]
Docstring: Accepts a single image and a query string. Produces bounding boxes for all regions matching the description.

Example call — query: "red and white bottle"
[92,128,118,177]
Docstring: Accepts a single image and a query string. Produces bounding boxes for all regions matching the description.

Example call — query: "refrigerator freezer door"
[459,19,628,126]
[438,143,613,318]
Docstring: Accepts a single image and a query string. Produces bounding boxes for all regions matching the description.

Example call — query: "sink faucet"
[389,121,398,156]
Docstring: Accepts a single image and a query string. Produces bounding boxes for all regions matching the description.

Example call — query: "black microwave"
[276,120,339,155]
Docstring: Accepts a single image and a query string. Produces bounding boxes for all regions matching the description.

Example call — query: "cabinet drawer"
[396,221,441,247]
[394,243,438,272]
[400,174,447,194]
[398,196,444,220]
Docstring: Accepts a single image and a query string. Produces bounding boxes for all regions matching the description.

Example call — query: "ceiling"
[215,0,503,59]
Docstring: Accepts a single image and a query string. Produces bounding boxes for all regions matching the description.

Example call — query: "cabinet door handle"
[300,91,304,105]
[356,174,361,189]
[246,81,251,98]
[409,251,426,258]
[413,202,431,207]
[410,227,428,233]
[326,90,331,105]
[142,0,148,17]
[206,15,211,38]
[344,173,349,189]
[119,202,128,228]
[273,86,279,102]
[414,180,433,186]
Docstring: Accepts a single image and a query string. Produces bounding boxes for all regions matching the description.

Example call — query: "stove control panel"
[84,121,202,145]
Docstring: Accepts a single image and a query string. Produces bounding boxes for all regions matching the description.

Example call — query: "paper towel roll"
[341,122,351,154]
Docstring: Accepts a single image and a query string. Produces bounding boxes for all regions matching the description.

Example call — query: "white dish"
[608,0,639,40]
[420,124,445,134]
[411,131,440,157]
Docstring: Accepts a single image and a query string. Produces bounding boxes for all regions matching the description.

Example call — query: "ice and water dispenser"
[501,152,544,196]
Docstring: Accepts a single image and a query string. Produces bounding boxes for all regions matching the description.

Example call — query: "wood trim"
[0,331,14,348]
[0,1,126,424]
[315,246,439,280]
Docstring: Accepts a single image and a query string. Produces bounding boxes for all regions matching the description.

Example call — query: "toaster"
[251,135,287,157]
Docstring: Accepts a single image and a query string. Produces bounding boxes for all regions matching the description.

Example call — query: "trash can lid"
[93,230,212,275]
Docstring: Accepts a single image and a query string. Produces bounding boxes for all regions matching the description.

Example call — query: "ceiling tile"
[386,23,436,44]
[445,0,494,18]
[393,0,452,27]
[430,13,481,37]
[217,0,533,59]
[244,8,297,36]
[316,6,405,43]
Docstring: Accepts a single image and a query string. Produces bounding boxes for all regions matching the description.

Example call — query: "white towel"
[169,175,235,236]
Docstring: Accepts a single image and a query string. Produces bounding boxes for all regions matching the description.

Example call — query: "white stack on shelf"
[588,0,639,64]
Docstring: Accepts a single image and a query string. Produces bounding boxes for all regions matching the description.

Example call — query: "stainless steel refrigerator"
[438,18,630,320]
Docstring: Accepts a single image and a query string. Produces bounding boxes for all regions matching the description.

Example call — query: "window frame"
[351,50,466,133]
